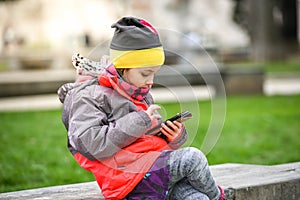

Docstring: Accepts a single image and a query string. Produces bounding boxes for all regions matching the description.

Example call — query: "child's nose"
[146,77,154,85]
[146,81,153,86]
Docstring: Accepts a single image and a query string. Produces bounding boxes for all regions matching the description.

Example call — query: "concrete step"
[0,69,76,97]
[212,162,300,200]
[0,162,299,200]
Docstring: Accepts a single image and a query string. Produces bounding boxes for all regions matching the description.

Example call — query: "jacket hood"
[57,73,99,104]
[57,82,77,103]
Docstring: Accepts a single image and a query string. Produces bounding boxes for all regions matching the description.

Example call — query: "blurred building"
[0,0,249,53]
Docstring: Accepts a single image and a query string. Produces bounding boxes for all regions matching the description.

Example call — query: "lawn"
[0,94,299,193]
[227,59,300,74]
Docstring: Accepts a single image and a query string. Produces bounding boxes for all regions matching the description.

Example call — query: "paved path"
[0,77,299,112]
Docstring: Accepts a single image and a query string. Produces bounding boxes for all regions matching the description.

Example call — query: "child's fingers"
[165,121,179,132]
[152,114,162,120]
[146,104,161,115]
[145,104,161,120]
[149,104,161,110]
[161,122,173,133]
[160,122,180,141]
[173,121,182,129]
[160,125,174,138]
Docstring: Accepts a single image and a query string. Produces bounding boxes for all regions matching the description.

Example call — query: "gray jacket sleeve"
[65,84,152,161]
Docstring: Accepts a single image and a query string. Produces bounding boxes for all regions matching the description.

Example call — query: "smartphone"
[165,111,193,123]
[146,111,193,136]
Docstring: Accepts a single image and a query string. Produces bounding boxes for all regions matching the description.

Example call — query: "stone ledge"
[212,162,300,199]
[0,162,299,200]
[0,182,103,200]
[0,69,76,97]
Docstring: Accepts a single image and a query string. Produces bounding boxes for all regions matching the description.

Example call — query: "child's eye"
[141,73,150,77]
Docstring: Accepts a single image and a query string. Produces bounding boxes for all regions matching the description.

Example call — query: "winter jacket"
[59,73,187,199]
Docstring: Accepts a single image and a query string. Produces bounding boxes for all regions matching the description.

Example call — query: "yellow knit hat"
[110,17,165,68]
[110,47,164,68]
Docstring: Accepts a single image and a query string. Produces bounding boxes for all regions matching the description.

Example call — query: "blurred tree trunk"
[233,0,299,61]
[249,0,281,61]
[280,0,299,56]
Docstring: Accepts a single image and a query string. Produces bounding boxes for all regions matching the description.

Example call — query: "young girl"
[58,16,225,200]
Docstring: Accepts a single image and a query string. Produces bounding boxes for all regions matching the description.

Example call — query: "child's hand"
[160,121,183,142]
[145,104,162,121]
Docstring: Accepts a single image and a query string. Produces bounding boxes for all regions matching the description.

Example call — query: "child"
[58,16,225,200]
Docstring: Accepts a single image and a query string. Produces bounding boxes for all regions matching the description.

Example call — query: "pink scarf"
[98,65,151,102]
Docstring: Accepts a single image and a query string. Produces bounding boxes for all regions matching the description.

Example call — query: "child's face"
[122,66,161,88]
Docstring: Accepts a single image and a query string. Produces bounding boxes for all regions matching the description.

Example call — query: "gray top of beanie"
[110,17,162,51]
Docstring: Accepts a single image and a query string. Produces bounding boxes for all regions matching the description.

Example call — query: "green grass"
[263,60,300,73]
[0,110,94,193]
[227,60,300,74]
[205,95,300,165]
[0,95,299,193]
